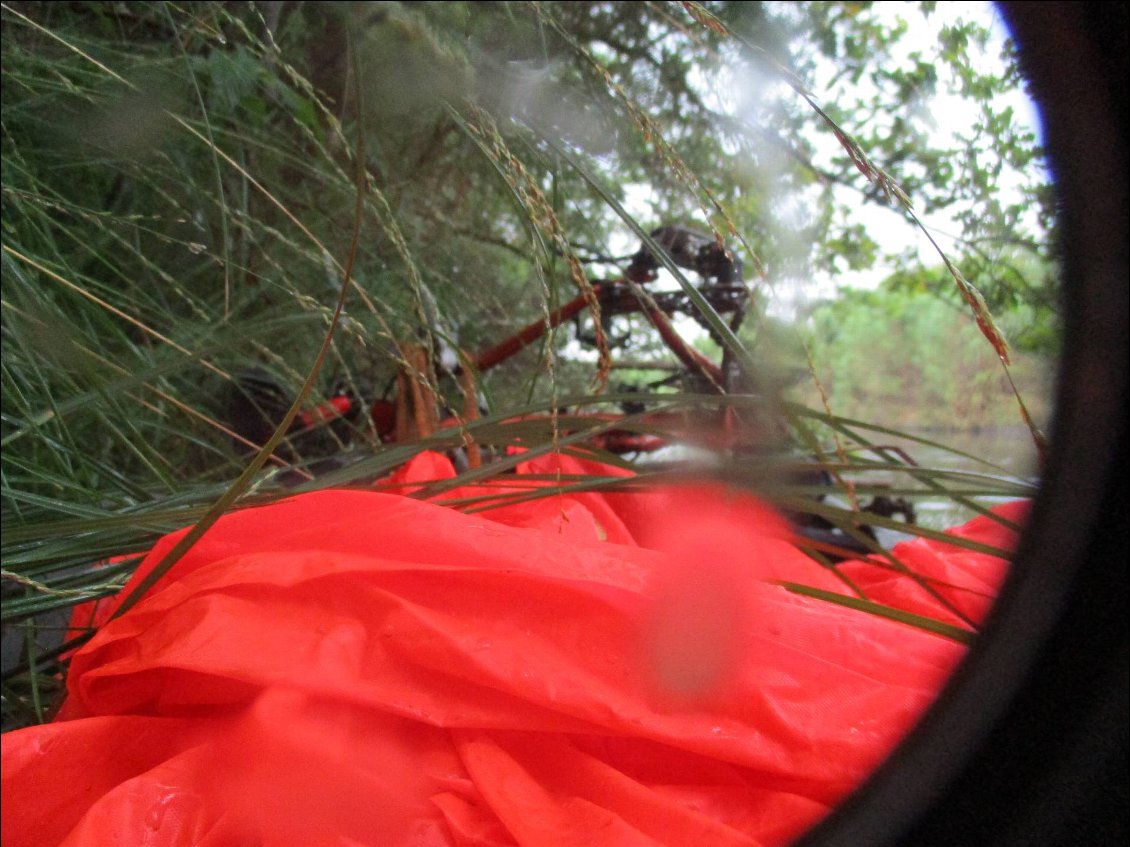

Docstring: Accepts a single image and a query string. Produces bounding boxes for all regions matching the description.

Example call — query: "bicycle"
[224,224,915,558]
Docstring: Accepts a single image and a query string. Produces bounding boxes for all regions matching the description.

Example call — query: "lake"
[877,425,1040,531]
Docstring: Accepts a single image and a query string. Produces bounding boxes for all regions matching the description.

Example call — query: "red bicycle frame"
[289,273,748,456]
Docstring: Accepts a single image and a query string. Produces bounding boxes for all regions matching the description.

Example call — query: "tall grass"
[1,2,1040,730]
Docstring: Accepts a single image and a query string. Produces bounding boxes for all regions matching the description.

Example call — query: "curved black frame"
[800,4,1128,845]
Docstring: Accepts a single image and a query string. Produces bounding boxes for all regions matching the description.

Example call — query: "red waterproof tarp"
[2,453,1024,846]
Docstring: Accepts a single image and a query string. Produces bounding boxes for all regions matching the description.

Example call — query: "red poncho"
[1,453,1023,846]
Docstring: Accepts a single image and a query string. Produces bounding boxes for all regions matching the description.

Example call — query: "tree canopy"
[2,2,1054,347]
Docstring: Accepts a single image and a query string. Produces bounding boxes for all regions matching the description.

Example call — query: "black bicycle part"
[625,224,745,285]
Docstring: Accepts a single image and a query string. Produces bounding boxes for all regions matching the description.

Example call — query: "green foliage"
[883,256,1061,356]
[796,284,1054,429]
[2,1,1051,728]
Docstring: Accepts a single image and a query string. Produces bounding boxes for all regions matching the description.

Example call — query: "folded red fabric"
[1,454,1021,846]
